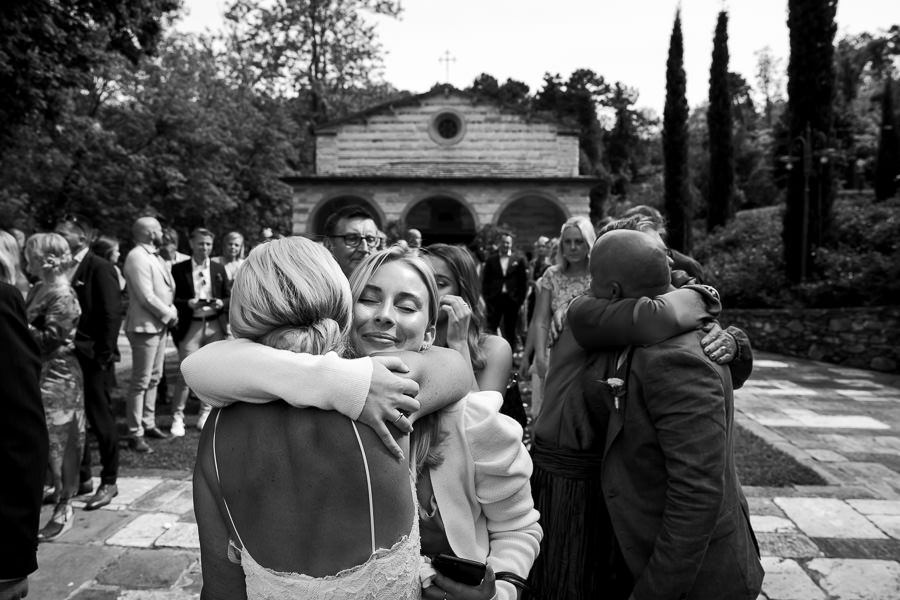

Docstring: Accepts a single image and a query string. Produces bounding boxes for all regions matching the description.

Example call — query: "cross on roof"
[439,50,456,82]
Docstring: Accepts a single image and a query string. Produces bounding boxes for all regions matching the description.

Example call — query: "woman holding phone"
[185,245,542,600]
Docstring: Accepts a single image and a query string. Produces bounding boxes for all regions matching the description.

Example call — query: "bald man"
[122,217,177,453]
[528,230,723,600]
[586,230,763,600]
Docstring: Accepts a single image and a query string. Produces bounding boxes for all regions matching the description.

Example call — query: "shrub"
[694,193,900,308]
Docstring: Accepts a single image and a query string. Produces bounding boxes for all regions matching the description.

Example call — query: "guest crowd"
[0,204,763,600]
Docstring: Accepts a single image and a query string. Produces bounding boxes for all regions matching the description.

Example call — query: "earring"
[420,342,431,351]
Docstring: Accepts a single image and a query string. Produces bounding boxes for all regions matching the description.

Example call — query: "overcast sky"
[178,1,898,113]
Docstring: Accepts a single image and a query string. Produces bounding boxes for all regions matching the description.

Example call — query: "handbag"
[500,372,528,430]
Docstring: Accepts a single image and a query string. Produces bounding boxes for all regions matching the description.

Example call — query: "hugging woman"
[188,243,541,600]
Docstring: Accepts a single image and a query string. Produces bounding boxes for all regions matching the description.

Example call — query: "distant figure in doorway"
[481,231,528,350]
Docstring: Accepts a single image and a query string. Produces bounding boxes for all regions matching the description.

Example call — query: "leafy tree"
[467,74,530,108]
[784,0,837,282]
[663,10,692,253]
[605,83,641,184]
[0,0,178,147]
[222,0,401,122]
[707,11,735,231]
[754,46,785,129]
[534,69,611,175]
[875,77,900,201]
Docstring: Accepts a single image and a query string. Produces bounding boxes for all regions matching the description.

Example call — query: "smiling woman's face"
[351,260,435,355]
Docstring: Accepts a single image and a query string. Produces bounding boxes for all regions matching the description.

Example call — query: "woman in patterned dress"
[24,233,84,541]
[520,216,596,418]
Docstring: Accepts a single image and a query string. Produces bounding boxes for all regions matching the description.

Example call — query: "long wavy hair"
[348,245,446,478]
[555,216,597,271]
[423,243,489,372]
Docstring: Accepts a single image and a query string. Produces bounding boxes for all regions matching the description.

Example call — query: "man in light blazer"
[587,230,763,600]
[481,231,528,349]
[123,216,177,453]
[170,227,229,435]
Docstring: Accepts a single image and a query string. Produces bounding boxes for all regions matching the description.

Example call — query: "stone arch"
[494,193,568,252]
[403,194,479,246]
[308,194,384,236]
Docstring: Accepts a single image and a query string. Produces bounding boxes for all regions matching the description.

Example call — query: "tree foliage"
[707,11,735,232]
[875,77,900,201]
[663,10,692,253]
[784,0,838,282]
[222,0,401,122]
[0,0,178,147]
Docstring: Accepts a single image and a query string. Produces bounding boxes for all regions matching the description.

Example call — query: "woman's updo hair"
[25,233,73,277]
[229,236,351,356]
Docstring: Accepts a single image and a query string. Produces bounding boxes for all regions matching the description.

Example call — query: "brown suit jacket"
[598,331,763,600]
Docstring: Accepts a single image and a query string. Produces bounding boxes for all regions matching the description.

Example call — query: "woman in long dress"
[24,233,84,541]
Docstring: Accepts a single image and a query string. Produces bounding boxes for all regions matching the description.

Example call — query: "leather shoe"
[129,437,153,453]
[144,427,170,440]
[78,479,94,496]
[84,483,118,511]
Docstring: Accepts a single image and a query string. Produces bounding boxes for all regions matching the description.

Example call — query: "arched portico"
[495,194,568,247]
[403,195,478,246]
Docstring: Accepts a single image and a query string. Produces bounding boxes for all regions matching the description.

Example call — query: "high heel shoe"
[38,502,74,542]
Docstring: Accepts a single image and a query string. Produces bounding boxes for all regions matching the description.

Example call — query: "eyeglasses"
[330,233,379,248]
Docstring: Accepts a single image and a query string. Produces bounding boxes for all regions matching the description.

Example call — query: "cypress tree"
[874,77,900,201]
[784,0,837,282]
[707,10,734,231]
[663,10,692,253]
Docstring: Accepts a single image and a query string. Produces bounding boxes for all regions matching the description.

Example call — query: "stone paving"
[26,352,900,599]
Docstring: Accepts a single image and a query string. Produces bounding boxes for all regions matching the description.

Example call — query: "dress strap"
[350,420,377,555]
[212,409,246,550]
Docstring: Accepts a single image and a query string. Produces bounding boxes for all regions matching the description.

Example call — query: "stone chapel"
[286,84,601,246]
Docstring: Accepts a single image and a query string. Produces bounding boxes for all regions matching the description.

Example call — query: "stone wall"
[315,92,580,177]
[722,306,900,373]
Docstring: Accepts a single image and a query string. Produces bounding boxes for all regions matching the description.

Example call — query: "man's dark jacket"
[0,282,48,579]
[171,259,229,345]
[481,253,528,306]
[71,252,122,364]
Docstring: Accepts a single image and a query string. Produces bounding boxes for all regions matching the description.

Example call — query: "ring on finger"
[392,412,405,425]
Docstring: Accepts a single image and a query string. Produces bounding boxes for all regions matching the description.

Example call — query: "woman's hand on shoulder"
[360,356,420,460]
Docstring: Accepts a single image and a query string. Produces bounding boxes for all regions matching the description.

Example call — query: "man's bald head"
[589,229,672,299]
[132,217,163,245]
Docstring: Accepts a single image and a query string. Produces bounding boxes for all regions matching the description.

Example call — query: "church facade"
[286,85,600,246]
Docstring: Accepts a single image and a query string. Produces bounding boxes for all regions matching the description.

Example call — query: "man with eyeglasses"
[54,214,123,509]
[170,227,229,435]
[322,206,380,277]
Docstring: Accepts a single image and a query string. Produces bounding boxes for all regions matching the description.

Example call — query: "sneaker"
[196,411,209,431]
[170,417,185,437]
[38,502,74,542]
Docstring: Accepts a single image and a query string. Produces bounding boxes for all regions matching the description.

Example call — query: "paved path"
[28,351,900,599]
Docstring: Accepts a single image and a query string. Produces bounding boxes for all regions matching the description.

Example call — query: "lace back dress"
[213,412,422,600]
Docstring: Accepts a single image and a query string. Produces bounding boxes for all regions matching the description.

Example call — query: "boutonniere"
[603,377,626,411]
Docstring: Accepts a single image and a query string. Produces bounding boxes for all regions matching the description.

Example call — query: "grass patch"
[734,422,826,487]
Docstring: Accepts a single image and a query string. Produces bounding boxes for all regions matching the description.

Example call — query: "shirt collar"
[72,246,89,263]
[138,242,159,254]
[192,257,209,269]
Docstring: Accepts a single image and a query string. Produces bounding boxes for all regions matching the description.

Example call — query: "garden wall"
[722,306,900,373]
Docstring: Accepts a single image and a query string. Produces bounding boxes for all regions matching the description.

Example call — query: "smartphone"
[431,554,486,586]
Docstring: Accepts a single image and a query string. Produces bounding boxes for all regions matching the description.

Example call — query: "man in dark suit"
[588,230,763,600]
[170,227,229,435]
[481,231,528,349]
[0,282,48,600]
[55,215,123,511]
